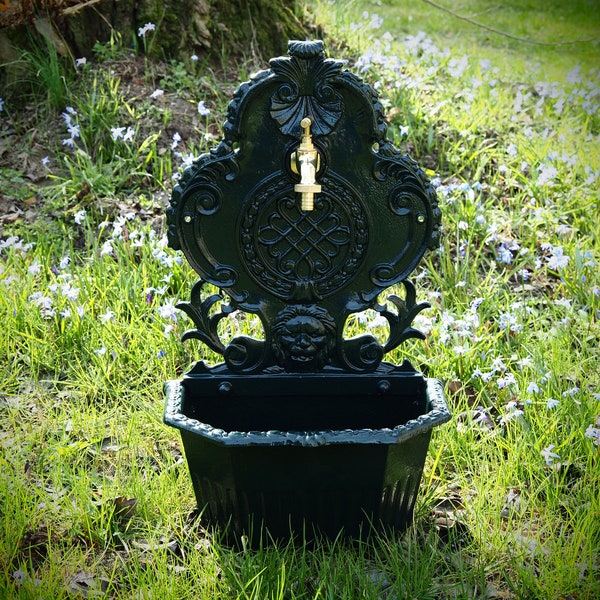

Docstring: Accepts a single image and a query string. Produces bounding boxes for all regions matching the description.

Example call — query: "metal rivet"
[218,381,232,395]
[377,380,390,394]
[417,213,426,223]
[184,215,192,223]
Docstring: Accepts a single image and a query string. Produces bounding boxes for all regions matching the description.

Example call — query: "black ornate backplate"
[167,40,441,374]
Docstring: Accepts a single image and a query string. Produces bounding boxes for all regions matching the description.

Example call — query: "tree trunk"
[0,0,305,66]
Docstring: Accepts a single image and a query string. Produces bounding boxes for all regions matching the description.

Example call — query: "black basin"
[164,367,450,543]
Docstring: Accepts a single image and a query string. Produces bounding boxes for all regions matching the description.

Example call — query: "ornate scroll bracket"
[178,278,428,375]
[339,280,429,372]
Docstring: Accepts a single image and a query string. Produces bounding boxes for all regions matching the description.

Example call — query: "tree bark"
[0,0,305,63]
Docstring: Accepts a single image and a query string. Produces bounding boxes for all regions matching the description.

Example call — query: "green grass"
[1,0,600,598]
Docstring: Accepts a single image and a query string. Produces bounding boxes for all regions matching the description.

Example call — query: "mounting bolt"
[377,380,391,394]
[184,215,193,223]
[417,213,426,223]
[218,381,233,395]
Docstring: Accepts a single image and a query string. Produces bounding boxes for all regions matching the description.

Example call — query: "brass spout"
[291,117,321,211]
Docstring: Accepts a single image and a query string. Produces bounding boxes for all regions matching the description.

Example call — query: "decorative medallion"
[240,174,368,301]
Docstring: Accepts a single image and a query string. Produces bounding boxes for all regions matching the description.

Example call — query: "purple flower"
[585,424,600,446]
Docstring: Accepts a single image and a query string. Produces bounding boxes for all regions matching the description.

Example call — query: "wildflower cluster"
[339,13,600,478]
[1,214,188,365]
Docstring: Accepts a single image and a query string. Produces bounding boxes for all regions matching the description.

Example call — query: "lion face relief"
[272,305,336,372]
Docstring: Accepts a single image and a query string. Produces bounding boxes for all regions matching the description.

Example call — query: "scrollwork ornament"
[177,280,232,355]
[339,334,384,373]
[166,151,239,252]
[224,336,268,374]
[376,279,429,352]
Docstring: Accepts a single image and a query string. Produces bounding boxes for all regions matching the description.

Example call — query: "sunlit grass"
[1,0,599,598]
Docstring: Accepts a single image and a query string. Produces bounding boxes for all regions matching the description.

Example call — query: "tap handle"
[299,117,312,147]
[292,117,321,211]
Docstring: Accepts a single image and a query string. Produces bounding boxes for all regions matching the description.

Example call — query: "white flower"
[526,382,540,394]
[499,312,519,331]
[111,126,125,140]
[197,100,211,116]
[99,309,115,323]
[150,88,164,99]
[28,261,42,275]
[448,55,469,79]
[59,255,71,270]
[190,54,199,61]
[74,210,86,225]
[500,401,523,424]
[491,356,508,372]
[516,356,533,370]
[546,398,560,410]
[536,163,559,186]
[61,284,80,301]
[175,152,198,169]
[546,246,570,270]
[506,143,518,157]
[138,22,156,37]
[541,444,560,466]
[100,240,114,256]
[584,424,600,446]
[123,126,135,142]
[75,57,87,67]
[497,373,517,389]
[497,243,513,264]
[369,13,383,28]
[157,300,179,321]
[30,293,53,310]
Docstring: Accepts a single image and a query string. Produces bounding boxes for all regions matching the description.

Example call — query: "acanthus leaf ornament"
[269,40,345,137]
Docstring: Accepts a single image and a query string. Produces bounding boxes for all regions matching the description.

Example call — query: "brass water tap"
[291,117,321,211]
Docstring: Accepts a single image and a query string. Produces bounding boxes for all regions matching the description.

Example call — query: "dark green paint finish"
[164,40,449,543]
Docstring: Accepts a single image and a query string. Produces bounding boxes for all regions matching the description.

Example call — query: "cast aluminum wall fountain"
[164,40,450,543]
